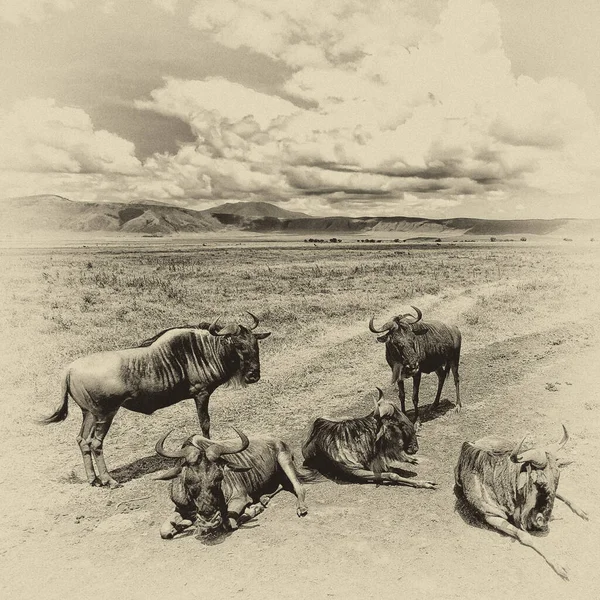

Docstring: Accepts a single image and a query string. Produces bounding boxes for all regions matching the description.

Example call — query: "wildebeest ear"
[376,334,388,343]
[222,460,253,472]
[254,332,271,340]
[412,323,429,335]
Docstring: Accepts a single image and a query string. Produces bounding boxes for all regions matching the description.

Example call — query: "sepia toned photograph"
[0,1,599,598]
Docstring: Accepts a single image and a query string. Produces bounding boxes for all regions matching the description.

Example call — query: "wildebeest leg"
[432,366,449,409]
[397,380,406,414]
[89,411,121,488]
[412,372,422,429]
[76,409,98,485]
[277,452,308,516]
[484,515,569,580]
[340,466,436,488]
[194,393,211,438]
[556,492,589,520]
[160,512,194,539]
[237,489,284,526]
[226,495,253,530]
[451,360,461,412]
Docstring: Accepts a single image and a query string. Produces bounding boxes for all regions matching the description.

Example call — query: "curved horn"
[510,432,529,461]
[406,306,423,324]
[155,430,187,459]
[246,311,260,330]
[369,317,395,334]
[546,424,569,455]
[205,427,250,461]
[213,323,241,337]
[375,387,384,402]
[208,315,224,336]
[373,387,384,415]
[152,465,183,480]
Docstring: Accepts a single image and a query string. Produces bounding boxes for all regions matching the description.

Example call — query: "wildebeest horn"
[369,317,396,334]
[247,311,260,330]
[152,465,183,480]
[205,427,250,461]
[373,387,384,415]
[155,430,187,459]
[545,424,569,456]
[208,315,224,335]
[406,306,423,324]
[510,432,530,461]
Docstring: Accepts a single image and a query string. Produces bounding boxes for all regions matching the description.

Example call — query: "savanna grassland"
[1,239,600,600]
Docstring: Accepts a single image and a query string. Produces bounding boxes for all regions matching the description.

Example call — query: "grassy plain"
[1,239,600,599]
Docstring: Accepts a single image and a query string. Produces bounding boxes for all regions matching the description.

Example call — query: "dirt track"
[2,277,600,600]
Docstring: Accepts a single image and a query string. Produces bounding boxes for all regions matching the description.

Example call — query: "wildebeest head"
[208,312,271,384]
[369,306,427,378]
[372,387,418,457]
[155,428,251,536]
[510,425,569,532]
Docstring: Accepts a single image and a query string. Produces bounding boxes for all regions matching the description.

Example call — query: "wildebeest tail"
[38,371,70,424]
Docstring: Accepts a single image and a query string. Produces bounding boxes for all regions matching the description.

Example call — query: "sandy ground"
[1,261,599,600]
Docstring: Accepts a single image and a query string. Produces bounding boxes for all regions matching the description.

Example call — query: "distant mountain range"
[1,195,599,239]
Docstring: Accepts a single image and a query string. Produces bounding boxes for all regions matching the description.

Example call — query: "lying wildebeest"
[40,314,271,488]
[302,388,436,488]
[455,425,588,580]
[154,428,308,539]
[369,306,461,428]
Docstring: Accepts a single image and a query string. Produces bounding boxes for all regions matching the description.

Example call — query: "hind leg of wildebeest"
[412,372,422,430]
[277,450,308,516]
[89,411,121,488]
[77,409,99,485]
[483,515,568,580]
[432,365,450,410]
[451,359,461,412]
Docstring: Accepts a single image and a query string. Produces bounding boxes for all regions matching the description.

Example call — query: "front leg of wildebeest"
[412,372,422,429]
[89,411,121,488]
[194,392,212,438]
[556,492,589,520]
[343,467,436,488]
[226,495,254,530]
[397,379,407,414]
[484,515,569,580]
[278,452,308,516]
[236,488,285,526]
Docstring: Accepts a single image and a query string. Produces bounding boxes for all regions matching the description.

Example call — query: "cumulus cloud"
[0,98,142,175]
[4,0,600,217]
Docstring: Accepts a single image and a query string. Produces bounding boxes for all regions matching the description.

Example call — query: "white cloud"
[0,98,142,175]
[3,0,600,218]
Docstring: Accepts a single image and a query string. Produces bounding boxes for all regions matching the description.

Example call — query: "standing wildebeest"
[302,388,436,488]
[455,425,588,579]
[40,314,271,488]
[369,306,461,428]
[154,428,308,539]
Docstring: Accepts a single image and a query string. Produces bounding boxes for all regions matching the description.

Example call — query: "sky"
[1,0,600,219]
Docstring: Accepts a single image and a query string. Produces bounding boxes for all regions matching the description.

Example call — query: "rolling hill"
[0,195,221,235]
[1,195,599,239]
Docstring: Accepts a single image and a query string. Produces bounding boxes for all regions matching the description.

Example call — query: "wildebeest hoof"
[404,455,419,465]
[89,477,102,487]
[421,481,437,489]
[259,494,272,507]
[455,404,462,414]
[552,562,569,581]
[297,506,308,517]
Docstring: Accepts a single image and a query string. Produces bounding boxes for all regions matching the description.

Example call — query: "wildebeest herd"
[42,309,588,580]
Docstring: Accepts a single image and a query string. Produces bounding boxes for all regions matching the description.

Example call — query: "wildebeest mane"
[302,414,378,478]
[137,323,210,348]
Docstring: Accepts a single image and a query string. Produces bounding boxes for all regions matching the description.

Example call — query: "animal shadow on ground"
[404,397,456,425]
[111,454,176,484]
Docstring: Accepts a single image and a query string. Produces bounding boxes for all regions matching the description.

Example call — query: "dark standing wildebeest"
[302,388,436,488]
[40,314,271,488]
[369,306,461,428]
[154,428,308,539]
[455,425,588,580]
